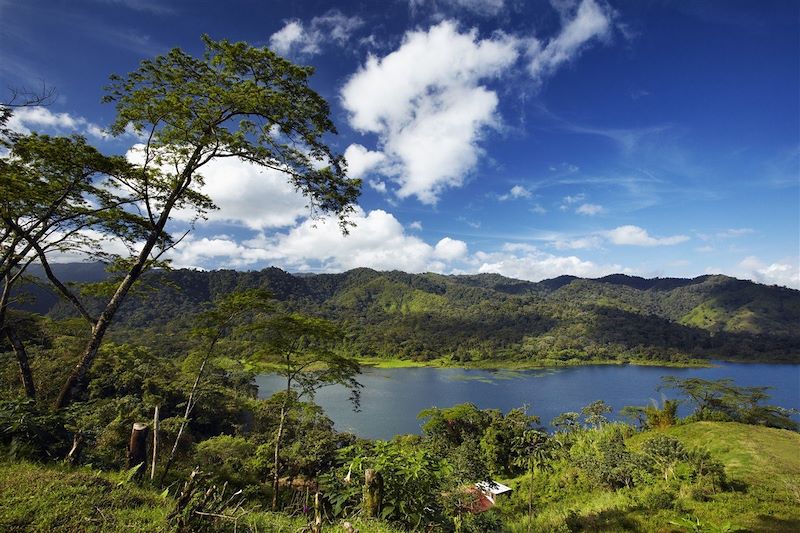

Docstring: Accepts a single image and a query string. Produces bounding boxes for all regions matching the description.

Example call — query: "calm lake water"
[256,361,800,440]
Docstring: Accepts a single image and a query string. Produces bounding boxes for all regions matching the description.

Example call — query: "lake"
[256,361,800,440]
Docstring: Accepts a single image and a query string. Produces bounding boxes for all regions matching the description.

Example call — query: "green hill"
[18,265,800,365]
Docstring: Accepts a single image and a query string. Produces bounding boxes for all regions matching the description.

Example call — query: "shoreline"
[355,356,716,370]
[247,355,799,374]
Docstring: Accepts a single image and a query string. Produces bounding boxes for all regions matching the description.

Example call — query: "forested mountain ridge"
[22,263,800,365]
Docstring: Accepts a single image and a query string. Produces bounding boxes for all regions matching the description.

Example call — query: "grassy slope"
[0,461,403,533]
[662,422,800,532]
[500,422,800,532]
[1,423,797,532]
[0,461,169,532]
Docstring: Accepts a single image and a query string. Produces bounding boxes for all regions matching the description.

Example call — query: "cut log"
[127,422,149,479]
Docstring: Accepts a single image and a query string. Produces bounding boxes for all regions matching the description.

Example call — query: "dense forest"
[16,262,800,366]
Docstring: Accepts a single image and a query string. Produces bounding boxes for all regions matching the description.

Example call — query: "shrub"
[637,486,677,510]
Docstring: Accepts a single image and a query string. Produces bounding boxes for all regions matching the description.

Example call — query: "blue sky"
[2,0,798,287]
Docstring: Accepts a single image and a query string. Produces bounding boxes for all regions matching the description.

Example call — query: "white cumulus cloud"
[499,184,532,200]
[246,207,457,273]
[738,256,800,289]
[269,10,364,57]
[434,237,468,260]
[344,143,387,179]
[340,20,519,204]
[6,106,118,140]
[126,148,310,231]
[605,225,689,247]
[471,242,625,280]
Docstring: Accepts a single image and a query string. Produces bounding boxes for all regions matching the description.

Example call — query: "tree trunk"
[160,340,216,485]
[363,468,383,518]
[54,173,192,410]
[151,405,159,481]
[127,422,149,480]
[4,326,36,400]
[0,278,35,400]
[272,394,289,510]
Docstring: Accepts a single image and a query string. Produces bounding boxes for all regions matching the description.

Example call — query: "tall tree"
[50,35,360,409]
[159,289,273,483]
[512,429,553,533]
[1,133,146,399]
[253,313,361,510]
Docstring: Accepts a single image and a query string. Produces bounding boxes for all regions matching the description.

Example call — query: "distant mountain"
[18,263,800,364]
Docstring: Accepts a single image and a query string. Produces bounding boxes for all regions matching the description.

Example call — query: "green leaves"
[103,35,360,230]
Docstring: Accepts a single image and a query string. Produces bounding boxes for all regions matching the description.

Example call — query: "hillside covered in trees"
[21,263,800,366]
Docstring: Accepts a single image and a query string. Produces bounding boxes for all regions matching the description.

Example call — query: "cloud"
[562,193,586,204]
[341,20,519,204]
[269,10,364,57]
[408,221,423,230]
[528,0,614,83]
[246,207,463,273]
[575,203,604,215]
[169,235,271,270]
[344,143,386,179]
[159,154,309,230]
[718,228,755,238]
[368,179,387,193]
[697,228,756,240]
[434,237,468,260]
[604,225,689,246]
[409,0,506,17]
[341,4,622,204]
[531,204,547,214]
[737,256,800,289]
[7,106,111,140]
[471,243,625,280]
[94,0,176,15]
[499,184,532,200]
[269,21,305,55]
[553,235,604,250]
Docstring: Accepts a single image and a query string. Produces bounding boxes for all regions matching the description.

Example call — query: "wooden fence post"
[312,491,323,533]
[364,468,383,518]
[150,406,160,481]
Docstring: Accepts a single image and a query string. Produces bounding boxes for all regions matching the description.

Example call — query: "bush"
[194,434,260,492]
[0,399,68,460]
[637,486,677,510]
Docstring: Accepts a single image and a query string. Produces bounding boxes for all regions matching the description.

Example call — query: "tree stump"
[127,422,149,479]
[363,468,383,518]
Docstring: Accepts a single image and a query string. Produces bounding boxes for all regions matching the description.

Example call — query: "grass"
[0,461,170,532]
[0,460,405,533]
[1,422,798,532]
[500,422,800,532]
[660,422,800,532]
